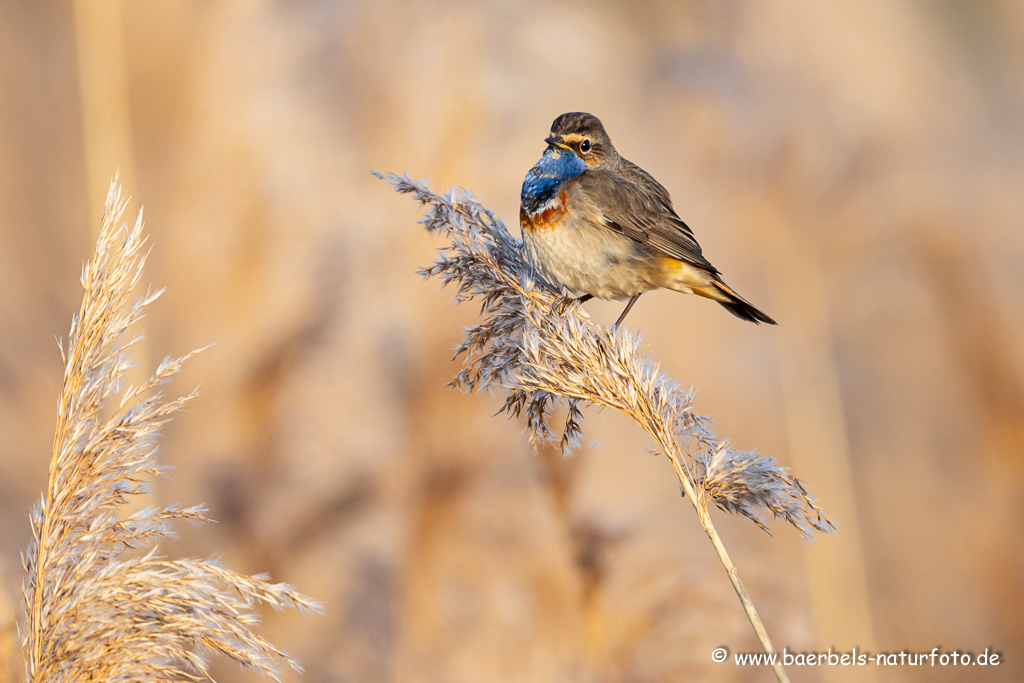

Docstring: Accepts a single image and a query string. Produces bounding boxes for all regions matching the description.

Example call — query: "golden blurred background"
[1,1,1023,681]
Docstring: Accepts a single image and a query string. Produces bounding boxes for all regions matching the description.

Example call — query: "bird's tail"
[697,278,777,325]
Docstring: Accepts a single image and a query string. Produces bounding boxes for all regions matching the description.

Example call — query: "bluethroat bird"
[520,112,777,328]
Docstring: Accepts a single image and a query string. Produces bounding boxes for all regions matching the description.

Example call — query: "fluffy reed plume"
[22,180,322,683]
[377,171,834,682]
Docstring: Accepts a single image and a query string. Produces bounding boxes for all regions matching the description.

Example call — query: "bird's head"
[544,112,616,169]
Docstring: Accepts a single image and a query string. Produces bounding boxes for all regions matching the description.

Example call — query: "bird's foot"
[553,293,593,317]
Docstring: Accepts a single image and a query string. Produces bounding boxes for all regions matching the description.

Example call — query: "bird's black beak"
[545,136,571,151]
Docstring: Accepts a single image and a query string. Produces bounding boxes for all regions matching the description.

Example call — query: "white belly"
[522,213,653,300]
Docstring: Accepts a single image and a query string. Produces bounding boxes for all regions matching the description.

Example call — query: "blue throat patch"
[521,148,587,213]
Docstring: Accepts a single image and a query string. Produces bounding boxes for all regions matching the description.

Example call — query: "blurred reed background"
[1,1,1022,681]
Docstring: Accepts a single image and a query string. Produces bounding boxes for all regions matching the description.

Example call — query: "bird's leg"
[556,293,593,316]
[613,294,642,330]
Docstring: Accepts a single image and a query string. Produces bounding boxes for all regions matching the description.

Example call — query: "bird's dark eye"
[580,139,592,153]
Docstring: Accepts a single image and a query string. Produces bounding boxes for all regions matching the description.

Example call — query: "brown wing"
[573,159,718,274]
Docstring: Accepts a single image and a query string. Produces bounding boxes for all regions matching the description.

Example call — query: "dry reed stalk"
[377,171,834,683]
[71,0,137,229]
[22,179,322,683]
